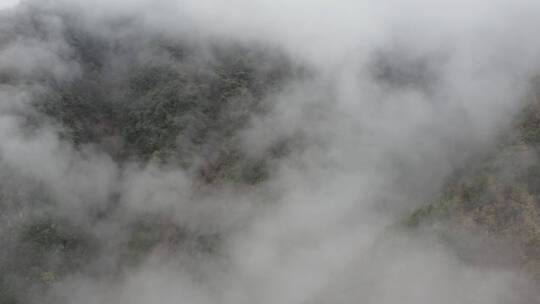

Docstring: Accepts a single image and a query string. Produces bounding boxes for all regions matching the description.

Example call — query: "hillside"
[0,7,305,302]
[1,1,540,304]
[406,79,540,281]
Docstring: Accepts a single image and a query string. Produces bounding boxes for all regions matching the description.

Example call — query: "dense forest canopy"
[1,1,540,303]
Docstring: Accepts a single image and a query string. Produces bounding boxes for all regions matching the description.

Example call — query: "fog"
[1,0,540,303]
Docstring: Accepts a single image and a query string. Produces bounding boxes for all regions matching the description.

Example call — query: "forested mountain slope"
[1,1,540,304]
[407,80,540,281]
[0,7,303,302]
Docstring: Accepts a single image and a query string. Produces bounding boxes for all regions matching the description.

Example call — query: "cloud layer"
[1,0,540,303]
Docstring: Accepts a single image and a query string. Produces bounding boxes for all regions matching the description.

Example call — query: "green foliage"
[1,12,297,302]
[518,104,540,145]
[404,93,540,276]
[457,174,490,210]
[124,215,221,265]
[0,217,97,303]
[16,218,96,276]
[405,197,457,228]
[32,28,296,185]
[125,218,163,263]
[521,163,540,195]
[516,78,540,145]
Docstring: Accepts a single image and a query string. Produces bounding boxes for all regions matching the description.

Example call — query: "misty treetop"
[1,0,540,304]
